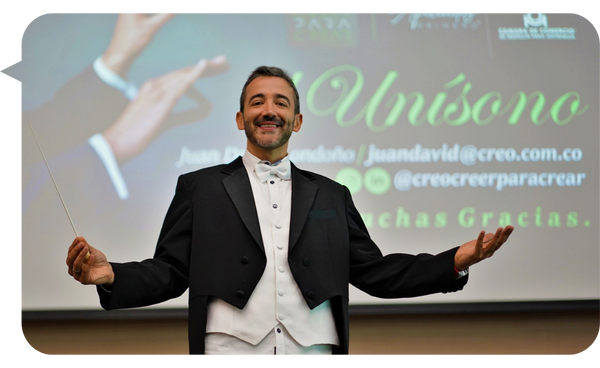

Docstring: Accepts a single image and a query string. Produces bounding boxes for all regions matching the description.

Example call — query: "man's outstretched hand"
[454,226,514,271]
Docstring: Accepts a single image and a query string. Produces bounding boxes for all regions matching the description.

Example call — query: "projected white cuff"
[93,56,138,100]
[88,133,129,200]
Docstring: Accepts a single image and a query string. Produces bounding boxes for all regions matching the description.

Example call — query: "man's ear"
[236,112,245,130]
[293,113,303,132]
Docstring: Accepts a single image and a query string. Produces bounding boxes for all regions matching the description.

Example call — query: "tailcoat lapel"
[221,158,318,254]
[289,163,318,252]
[221,157,265,254]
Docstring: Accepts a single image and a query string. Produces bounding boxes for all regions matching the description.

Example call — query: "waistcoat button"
[236,290,245,298]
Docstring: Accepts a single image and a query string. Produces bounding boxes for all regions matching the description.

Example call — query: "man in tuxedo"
[67,65,514,355]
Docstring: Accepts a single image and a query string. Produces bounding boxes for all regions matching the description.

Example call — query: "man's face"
[236,76,302,158]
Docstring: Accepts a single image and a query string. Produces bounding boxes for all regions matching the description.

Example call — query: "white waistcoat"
[205,151,339,347]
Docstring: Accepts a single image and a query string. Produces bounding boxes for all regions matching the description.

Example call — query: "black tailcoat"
[98,157,467,354]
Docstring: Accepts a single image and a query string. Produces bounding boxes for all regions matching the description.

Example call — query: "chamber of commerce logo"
[498,13,576,41]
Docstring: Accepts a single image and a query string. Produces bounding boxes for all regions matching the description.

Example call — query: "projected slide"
[14,14,598,310]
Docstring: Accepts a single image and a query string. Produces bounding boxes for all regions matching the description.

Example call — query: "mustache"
[255,116,284,125]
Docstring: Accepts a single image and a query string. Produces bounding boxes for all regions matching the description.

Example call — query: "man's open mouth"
[256,119,283,128]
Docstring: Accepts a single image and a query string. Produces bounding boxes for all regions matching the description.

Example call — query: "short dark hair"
[239,66,300,115]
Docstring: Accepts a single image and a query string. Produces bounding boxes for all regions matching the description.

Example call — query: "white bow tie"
[254,160,291,182]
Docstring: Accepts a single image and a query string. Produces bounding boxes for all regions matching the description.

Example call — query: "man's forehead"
[246,76,294,97]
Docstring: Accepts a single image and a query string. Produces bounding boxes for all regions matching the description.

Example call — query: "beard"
[243,115,294,151]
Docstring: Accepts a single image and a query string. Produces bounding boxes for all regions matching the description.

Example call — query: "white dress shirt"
[204,150,339,354]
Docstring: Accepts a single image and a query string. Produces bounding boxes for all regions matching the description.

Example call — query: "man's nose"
[261,101,276,117]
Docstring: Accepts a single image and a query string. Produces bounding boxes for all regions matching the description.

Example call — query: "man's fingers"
[486,227,508,256]
[71,245,89,275]
[66,241,83,267]
[475,230,485,258]
[68,236,85,252]
[67,238,90,280]
[499,226,514,245]
[477,230,485,243]
[462,226,514,269]
[69,237,79,250]
[494,227,503,239]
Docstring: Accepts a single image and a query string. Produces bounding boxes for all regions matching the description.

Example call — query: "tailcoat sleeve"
[344,187,467,298]
[98,175,193,310]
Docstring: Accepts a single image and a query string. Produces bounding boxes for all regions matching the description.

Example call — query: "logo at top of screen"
[523,13,548,28]
[498,14,576,41]
[390,14,482,31]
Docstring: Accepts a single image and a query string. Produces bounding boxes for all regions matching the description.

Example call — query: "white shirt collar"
[242,149,261,168]
[242,150,290,167]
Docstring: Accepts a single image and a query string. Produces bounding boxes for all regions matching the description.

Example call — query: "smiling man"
[236,68,303,162]
[67,66,514,355]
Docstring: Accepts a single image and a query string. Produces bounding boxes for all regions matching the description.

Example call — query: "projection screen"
[15,13,598,311]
